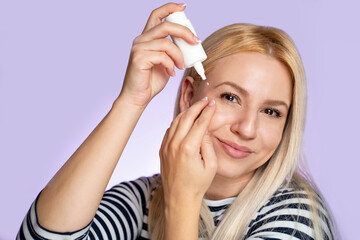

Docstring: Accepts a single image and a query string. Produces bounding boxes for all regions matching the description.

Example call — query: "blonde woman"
[18,3,335,240]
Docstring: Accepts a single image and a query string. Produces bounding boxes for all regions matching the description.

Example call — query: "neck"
[204,172,254,200]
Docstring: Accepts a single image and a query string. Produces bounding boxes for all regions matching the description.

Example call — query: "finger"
[133,38,185,70]
[168,97,209,143]
[182,100,216,151]
[163,109,186,152]
[166,115,181,147]
[200,133,218,173]
[160,128,170,156]
[160,128,170,176]
[132,50,175,76]
[135,21,199,45]
[142,3,186,33]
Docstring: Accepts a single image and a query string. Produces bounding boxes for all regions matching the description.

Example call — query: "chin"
[214,158,253,180]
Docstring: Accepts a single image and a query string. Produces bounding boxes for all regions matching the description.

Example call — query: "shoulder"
[245,186,334,239]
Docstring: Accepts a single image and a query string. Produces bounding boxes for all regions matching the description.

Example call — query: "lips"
[217,138,253,159]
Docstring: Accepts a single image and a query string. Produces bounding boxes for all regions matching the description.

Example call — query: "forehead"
[205,52,293,104]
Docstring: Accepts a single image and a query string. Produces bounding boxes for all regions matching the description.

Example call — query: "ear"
[179,76,196,113]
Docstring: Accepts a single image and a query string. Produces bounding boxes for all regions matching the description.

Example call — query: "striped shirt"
[17,175,334,239]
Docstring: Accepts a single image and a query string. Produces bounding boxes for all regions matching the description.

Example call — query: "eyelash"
[220,92,239,103]
[263,108,282,118]
[220,92,282,118]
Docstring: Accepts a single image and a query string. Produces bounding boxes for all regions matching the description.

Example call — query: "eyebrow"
[214,81,290,109]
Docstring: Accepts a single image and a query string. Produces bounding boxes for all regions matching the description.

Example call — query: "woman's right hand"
[119,3,201,108]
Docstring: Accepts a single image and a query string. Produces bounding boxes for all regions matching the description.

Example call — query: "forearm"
[37,94,145,232]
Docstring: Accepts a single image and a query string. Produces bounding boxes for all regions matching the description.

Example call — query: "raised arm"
[34,3,199,233]
[160,99,217,239]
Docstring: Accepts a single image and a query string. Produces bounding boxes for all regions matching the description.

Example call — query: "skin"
[178,52,293,200]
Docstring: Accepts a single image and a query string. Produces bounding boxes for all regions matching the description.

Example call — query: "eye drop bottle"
[165,11,207,80]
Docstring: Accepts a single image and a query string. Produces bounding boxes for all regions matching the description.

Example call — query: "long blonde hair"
[148,23,335,239]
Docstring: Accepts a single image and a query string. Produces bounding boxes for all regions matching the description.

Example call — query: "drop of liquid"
[206,82,210,86]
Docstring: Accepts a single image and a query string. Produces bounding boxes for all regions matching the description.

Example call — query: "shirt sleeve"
[244,188,334,240]
[17,175,156,240]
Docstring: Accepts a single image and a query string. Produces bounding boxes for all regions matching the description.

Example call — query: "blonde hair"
[148,23,335,239]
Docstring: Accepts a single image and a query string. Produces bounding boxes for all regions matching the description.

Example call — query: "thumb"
[200,133,217,174]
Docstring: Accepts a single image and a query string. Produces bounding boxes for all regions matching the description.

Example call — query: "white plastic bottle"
[165,11,207,80]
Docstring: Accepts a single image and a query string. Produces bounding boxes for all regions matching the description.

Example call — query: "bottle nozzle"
[193,61,206,80]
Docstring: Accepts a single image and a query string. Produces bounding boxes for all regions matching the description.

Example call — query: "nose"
[230,110,258,139]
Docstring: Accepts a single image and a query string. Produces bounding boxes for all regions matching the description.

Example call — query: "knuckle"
[161,53,173,67]
[180,142,192,153]
[130,44,139,54]
[181,24,191,33]
[131,50,141,64]
[161,21,175,34]
[162,38,173,47]
[132,35,141,45]
[180,25,193,37]
[160,51,168,60]
[161,20,171,28]
[149,8,159,18]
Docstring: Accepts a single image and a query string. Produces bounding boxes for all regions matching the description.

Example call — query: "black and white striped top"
[17,175,334,239]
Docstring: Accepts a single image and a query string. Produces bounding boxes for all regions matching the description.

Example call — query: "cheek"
[260,123,284,153]
[208,107,235,131]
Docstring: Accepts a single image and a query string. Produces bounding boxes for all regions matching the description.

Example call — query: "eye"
[263,108,281,118]
[220,92,239,103]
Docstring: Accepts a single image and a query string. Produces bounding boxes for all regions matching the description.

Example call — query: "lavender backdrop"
[1,0,358,239]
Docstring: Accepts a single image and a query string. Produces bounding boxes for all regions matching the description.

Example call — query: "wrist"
[112,93,147,113]
[116,87,152,109]
[164,194,203,220]
[164,198,202,240]
[164,193,203,210]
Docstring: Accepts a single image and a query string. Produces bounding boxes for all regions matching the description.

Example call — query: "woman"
[18,3,335,240]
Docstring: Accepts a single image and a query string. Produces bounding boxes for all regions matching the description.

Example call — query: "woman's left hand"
[159,97,218,209]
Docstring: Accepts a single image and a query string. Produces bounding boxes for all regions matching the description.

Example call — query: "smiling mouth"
[217,138,253,159]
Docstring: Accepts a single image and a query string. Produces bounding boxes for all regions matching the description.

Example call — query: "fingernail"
[193,35,201,43]
[201,96,208,101]
[180,63,185,69]
[171,69,176,76]
[208,99,215,106]
[178,3,187,7]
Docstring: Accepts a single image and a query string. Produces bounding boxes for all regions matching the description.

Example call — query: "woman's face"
[181,52,292,182]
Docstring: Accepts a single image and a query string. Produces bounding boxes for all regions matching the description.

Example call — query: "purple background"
[0,0,358,239]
